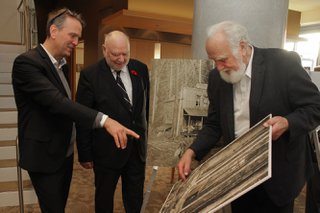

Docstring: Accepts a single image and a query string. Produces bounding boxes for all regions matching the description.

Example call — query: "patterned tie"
[115,70,132,110]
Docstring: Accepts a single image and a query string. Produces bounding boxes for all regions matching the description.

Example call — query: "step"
[0,124,17,129]
[0,111,17,124]
[0,146,16,160]
[0,180,33,193]
[0,62,14,73]
[0,140,16,147]
[0,44,25,54]
[0,53,20,63]
[0,189,37,207]
[0,127,17,141]
[0,167,30,182]
[0,108,16,112]
[0,96,16,109]
[0,159,16,168]
[0,72,11,83]
[0,84,13,96]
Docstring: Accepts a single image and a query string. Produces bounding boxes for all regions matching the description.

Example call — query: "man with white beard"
[177,21,320,213]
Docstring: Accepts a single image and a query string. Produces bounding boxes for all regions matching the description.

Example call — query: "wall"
[128,0,194,19]
[0,0,22,43]
[129,39,192,69]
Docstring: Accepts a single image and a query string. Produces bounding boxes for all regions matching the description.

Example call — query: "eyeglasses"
[47,9,72,26]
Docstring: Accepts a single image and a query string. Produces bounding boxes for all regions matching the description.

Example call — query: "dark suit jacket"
[12,45,98,173]
[76,59,149,169]
[190,47,320,206]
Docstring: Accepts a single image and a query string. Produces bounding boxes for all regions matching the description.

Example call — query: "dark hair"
[46,8,85,37]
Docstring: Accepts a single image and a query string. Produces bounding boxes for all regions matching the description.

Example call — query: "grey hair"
[207,21,250,53]
[46,8,85,37]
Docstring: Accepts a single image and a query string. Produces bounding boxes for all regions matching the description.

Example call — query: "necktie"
[115,70,132,110]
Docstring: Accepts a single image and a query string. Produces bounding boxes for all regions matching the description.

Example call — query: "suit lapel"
[249,47,265,126]
[127,62,140,110]
[37,46,70,98]
[220,80,235,141]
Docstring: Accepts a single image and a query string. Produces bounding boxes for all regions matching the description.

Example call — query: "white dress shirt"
[112,66,133,104]
[233,46,254,138]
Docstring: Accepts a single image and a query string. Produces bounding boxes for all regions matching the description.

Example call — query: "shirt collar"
[245,44,254,78]
[40,44,67,69]
[111,66,128,75]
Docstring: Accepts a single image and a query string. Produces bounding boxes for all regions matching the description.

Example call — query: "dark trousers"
[28,154,73,213]
[306,162,320,213]
[231,185,294,213]
[94,146,145,213]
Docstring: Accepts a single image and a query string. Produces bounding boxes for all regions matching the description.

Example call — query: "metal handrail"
[16,2,34,212]
[15,137,24,213]
[17,0,23,10]
[17,0,37,50]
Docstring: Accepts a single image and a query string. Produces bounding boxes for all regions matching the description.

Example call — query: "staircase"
[0,43,37,208]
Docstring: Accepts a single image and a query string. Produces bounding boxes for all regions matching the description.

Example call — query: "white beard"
[219,55,247,84]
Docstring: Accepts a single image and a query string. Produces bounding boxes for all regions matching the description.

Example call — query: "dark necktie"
[115,70,132,110]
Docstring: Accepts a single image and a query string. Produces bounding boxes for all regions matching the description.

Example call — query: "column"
[192,0,289,59]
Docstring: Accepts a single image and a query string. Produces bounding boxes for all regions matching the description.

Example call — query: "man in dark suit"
[12,9,138,213]
[76,30,150,213]
[177,21,320,213]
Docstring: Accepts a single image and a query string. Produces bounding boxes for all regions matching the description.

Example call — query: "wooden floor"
[0,162,306,213]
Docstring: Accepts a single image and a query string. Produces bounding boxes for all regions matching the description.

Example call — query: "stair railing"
[16,2,37,212]
[17,0,37,51]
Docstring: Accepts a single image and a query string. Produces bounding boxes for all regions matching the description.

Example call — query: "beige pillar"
[192,0,289,59]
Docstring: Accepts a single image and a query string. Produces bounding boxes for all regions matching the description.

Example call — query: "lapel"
[220,79,235,141]
[127,61,140,110]
[249,47,265,126]
[37,45,70,98]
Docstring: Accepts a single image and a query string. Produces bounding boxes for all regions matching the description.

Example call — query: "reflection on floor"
[0,163,306,213]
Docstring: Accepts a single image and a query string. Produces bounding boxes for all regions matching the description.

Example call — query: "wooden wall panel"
[161,42,192,59]
[130,38,155,69]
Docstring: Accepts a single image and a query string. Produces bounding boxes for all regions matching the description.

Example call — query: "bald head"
[104,31,130,50]
[102,31,130,70]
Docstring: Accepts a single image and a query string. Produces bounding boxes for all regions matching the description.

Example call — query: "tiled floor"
[0,162,306,213]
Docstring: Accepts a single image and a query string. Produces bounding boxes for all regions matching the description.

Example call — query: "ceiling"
[127,0,320,26]
[289,0,320,12]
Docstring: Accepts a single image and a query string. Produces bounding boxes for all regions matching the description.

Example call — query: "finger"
[177,163,187,181]
[126,129,140,139]
[263,122,269,127]
[118,131,127,149]
[81,163,91,169]
[113,135,121,148]
[183,164,190,177]
[264,118,273,127]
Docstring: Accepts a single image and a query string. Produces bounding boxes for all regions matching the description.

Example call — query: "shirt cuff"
[93,112,108,128]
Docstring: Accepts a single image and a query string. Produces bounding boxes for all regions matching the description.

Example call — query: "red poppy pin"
[131,70,138,76]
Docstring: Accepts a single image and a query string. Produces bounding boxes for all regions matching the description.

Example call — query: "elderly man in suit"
[76,30,149,213]
[177,21,320,213]
[12,8,138,213]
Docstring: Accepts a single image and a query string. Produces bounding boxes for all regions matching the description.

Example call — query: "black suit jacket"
[12,45,98,173]
[190,47,320,206]
[76,59,150,169]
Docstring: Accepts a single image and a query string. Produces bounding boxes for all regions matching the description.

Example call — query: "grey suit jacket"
[12,45,98,173]
[190,47,320,206]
